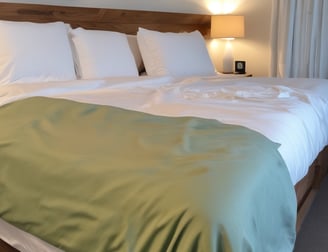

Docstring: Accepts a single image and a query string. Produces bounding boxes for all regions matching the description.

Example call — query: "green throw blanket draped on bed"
[0,97,296,252]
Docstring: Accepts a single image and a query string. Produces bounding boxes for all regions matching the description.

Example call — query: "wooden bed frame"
[0,2,211,36]
[295,146,328,232]
[0,2,327,250]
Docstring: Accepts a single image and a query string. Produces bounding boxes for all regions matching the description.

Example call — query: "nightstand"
[236,73,252,77]
[217,73,253,78]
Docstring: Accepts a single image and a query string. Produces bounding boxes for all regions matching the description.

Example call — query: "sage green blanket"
[0,97,296,252]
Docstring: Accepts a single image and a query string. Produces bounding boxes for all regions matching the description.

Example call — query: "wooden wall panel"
[0,2,211,36]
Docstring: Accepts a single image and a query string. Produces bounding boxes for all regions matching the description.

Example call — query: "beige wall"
[235,0,272,77]
[0,0,272,76]
[207,0,272,76]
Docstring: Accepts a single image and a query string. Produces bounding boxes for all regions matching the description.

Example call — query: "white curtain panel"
[270,0,328,78]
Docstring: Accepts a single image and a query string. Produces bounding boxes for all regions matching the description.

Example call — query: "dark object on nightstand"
[235,60,246,74]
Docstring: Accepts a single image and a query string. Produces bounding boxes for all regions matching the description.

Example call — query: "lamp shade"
[211,15,245,39]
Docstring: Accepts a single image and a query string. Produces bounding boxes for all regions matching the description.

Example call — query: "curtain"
[270,0,328,78]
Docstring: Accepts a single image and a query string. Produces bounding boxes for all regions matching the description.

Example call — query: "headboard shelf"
[0,2,211,35]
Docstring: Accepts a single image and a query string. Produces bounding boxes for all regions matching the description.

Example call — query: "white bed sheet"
[1,75,328,251]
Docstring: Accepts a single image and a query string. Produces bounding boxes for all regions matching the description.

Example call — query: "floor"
[293,176,328,252]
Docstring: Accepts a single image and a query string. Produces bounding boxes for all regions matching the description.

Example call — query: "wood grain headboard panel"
[0,2,211,36]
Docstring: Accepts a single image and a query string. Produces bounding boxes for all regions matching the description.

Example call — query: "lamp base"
[222,40,234,74]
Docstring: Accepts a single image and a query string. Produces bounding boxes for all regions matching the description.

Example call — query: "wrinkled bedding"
[0,75,328,251]
[1,75,327,185]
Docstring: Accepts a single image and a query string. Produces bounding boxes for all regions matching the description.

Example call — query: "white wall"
[0,0,273,76]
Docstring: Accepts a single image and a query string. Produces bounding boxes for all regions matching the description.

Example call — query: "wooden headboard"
[0,2,211,36]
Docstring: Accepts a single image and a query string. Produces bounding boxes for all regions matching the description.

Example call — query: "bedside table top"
[216,72,253,78]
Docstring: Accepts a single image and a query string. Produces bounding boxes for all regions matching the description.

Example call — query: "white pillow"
[0,21,76,85]
[70,28,138,79]
[137,28,216,77]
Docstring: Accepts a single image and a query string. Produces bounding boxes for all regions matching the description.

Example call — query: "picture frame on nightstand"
[235,60,246,74]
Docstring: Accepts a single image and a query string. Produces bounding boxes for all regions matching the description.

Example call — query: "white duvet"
[1,75,327,185]
[1,75,328,251]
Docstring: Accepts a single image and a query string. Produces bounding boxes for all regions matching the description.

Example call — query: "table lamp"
[211,15,245,73]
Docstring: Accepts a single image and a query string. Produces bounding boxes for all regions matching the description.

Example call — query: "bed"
[0,2,327,252]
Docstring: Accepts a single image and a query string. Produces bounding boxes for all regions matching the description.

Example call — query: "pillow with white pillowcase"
[137,27,216,77]
[71,28,139,79]
[0,20,76,85]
